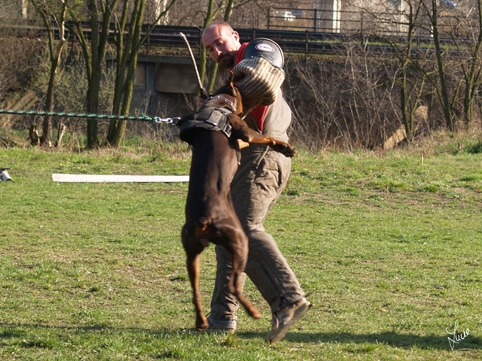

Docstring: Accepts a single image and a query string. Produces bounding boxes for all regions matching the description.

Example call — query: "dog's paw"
[196,320,209,332]
[283,145,297,157]
[271,143,296,157]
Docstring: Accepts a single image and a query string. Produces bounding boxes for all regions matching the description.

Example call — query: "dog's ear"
[223,72,243,114]
[225,71,237,95]
[227,71,235,85]
[226,71,236,94]
[234,88,243,115]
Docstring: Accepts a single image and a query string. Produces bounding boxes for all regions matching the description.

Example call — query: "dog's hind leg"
[230,267,262,319]
[221,230,262,320]
[182,227,209,331]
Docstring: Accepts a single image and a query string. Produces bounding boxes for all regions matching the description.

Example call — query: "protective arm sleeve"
[232,56,285,111]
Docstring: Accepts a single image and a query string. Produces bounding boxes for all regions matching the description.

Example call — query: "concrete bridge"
[132,55,202,119]
[131,54,303,119]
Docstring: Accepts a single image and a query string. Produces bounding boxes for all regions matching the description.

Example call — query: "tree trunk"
[106,0,177,147]
[461,0,482,127]
[429,0,455,131]
[72,0,119,149]
[30,0,68,147]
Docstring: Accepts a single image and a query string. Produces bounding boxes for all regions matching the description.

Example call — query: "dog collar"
[178,107,233,145]
[206,95,236,111]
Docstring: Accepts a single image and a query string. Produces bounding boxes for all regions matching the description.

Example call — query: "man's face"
[202,26,240,68]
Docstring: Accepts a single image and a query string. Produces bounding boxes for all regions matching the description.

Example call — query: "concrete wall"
[131,55,201,119]
[314,0,341,33]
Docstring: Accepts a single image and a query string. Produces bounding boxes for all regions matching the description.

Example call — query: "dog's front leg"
[229,114,296,157]
[261,136,296,157]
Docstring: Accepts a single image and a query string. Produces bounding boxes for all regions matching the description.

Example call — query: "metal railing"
[1,13,469,60]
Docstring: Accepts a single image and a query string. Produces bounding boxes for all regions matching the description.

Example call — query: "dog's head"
[207,72,243,115]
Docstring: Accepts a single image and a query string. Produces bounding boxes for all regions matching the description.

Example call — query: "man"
[201,21,311,345]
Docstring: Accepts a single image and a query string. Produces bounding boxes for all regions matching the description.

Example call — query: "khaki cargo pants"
[210,144,305,321]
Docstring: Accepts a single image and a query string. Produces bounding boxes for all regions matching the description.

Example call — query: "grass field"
[1,133,481,360]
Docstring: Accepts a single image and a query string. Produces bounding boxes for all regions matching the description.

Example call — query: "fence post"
[360,11,364,42]
[313,8,317,32]
[267,8,271,30]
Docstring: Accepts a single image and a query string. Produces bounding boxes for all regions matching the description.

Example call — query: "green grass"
[1,134,481,360]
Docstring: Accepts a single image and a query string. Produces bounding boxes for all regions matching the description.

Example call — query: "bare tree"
[385,0,428,141]
[30,0,69,147]
[455,0,482,127]
[7,0,482,150]
[106,0,177,147]
[421,0,460,131]
[67,0,120,148]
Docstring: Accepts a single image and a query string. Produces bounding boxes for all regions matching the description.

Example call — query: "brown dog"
[178,76,296,331]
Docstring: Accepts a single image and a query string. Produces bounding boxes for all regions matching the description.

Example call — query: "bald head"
[202,21,241,68]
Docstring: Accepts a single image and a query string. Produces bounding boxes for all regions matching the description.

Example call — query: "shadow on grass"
[277,330,482,351]
[1,323,481,352]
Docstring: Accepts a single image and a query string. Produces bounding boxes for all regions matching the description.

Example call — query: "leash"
[0,108,181,125]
